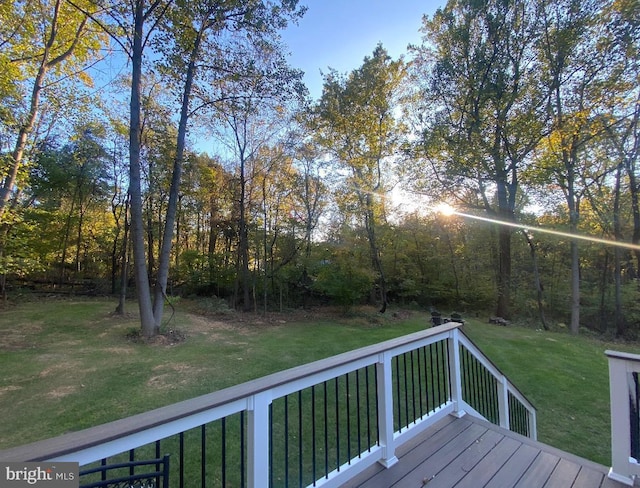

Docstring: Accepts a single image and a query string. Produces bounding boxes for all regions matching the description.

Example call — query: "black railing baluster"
[179,432,184,488]
[468,350,475,407]
[632,372,640,461]
[394,355,401,431]
[490,375,498,423]
[461,347,469,405]
[435,341,443,407]
[366,365,373,450]
[241,411,245,488]
[345,372,351,463]
[201,424,206,488]
[417,347,424,418]
[355,369,362,457]
[373,365,378,445]
[473,355,480,412]
[298,390,303,487]
[155,440,161,488]
[312,385,318,484]
[479,362,487,417]
[443,339,451,401]
[129,449,134,476]
[284,395,289,486]
[429,343,436,412]
[335,377,340,471]
[323,381,329,479]
[480,361,487,415]
[410,350,417,423]
[269,404,274,488]
[403,353,409,429]
[424,344,436,412]
[221,417,227,487]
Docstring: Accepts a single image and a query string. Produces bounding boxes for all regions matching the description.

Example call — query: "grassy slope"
[462,321,638,466]
[0,299,637,467]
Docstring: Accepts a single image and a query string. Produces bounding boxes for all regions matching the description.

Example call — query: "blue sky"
[280,1,443,99]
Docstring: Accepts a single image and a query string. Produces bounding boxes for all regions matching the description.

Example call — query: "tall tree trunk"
[130,0,156,337]
[569,230,581,334]
[496,224,512,319]
[364,195,387,313]
[523,230,549,330]
[153,24,202,328]
[613,163,625,336]
[115,196,130,315]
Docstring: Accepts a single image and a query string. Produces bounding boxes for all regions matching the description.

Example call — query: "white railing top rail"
[606,350,640,365]
[0,322,461,463]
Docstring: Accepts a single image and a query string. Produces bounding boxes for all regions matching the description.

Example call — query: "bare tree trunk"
[613,163,625,336]
[363,195,387,313]
[115,197,130,315]
[496,224,512,319]
[129,0,156,337]
[523,231,549,330]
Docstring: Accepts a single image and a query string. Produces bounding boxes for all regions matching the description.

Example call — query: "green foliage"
[312,250,374,312]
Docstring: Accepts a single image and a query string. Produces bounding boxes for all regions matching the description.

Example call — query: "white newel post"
[497,375,509,430]
[376,352,398,468]
[247,391,272,488]
[607,352,636,486]
[447,329,464,417]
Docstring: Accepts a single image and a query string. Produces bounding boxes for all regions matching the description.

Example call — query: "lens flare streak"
[440,208,640,252]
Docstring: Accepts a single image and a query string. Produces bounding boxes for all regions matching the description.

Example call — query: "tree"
[411,0,545,319]
[290,140,327,306]
[313,45,406,313]
[0,0,105,223]
[148,0,305,325]
[535,0,616,333]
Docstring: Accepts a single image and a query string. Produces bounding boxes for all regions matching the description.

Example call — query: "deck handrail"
[606,350,640,486]
[0,322,536,488]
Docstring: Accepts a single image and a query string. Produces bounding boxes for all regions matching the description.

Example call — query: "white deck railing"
[607,350,640,486]
[0,322,536,488]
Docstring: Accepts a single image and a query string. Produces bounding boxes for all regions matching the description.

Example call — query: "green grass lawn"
[0,298,637,468]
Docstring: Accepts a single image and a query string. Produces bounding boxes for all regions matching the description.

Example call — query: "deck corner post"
[447,328,464,417]
[376,352,399,468]
[247,391,272,488]
[607,353,635,486]
[497,374,509,430]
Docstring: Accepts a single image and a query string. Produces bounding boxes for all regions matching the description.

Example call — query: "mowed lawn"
[0,298,638,468]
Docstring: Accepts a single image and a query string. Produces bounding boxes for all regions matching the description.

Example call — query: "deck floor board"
[341,414,628,488]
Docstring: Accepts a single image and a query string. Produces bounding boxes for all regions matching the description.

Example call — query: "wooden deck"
[341,414,630,488]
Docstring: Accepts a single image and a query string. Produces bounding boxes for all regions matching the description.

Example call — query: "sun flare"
[434,203,456,217]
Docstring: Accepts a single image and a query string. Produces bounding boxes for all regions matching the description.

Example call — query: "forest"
[0,0,638,338]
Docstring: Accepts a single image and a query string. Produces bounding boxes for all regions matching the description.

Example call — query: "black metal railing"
[79,412,247,488]
[458,340,535,438]
[392,340,451,433]
[0,323,536,488]
[269,365,380,487]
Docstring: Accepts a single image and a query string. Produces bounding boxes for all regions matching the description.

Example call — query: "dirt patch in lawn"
[0,386,22,396]
[146,363,206,390]
[39,360,82,378]
[0,323,43,351]
[45,385,77,399]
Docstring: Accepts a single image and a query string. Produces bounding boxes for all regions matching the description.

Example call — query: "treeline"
[0,0,638,337]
